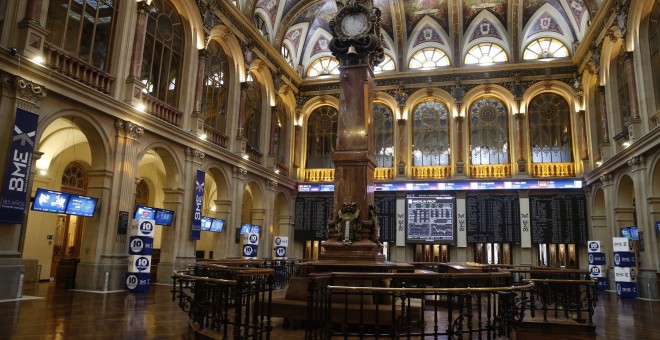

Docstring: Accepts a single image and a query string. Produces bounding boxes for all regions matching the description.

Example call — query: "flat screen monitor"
[134,205,156,220]
[32,188,69,214]
[210,219,225,232]
[657,221,660,233]
[65,194,98,217]
[629,226,639,241]
[621,227,631,238]
[250,225,261,234]
[201,216,212,231]
[239,223,251,235]
[154,208,174,226]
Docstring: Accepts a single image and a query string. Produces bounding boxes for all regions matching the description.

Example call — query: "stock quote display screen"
[406,194,455,243]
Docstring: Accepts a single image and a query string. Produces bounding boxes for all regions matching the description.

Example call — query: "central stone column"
[319,0,385,262]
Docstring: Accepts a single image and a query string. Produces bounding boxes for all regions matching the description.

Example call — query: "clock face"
[341,13,368,37]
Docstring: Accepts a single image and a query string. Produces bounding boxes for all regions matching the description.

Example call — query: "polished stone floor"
[0,281,657,339]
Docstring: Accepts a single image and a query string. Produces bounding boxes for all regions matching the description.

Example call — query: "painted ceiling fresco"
[241,0,592,72]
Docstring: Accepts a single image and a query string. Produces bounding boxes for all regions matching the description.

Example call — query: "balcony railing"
[411,165,451,179]
[276,161,289,176]
[246,144,263,163]
[374,167,394,180]
[304,168,334,182]
[44,42,115,94]
[203,124,228,148]
[531,162,575,177]
[142,94,182,127]
[470,164,511,178]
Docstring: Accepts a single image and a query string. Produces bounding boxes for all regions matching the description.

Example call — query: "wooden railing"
[470,164,511,178]
[275,161,289,176]
[142,94,183,127]
[411,165,451,179]
[304,168,334,182]
[203,124,228,149]
[43,42,115,94]
[531,162,575,177]
[374,167,394,180]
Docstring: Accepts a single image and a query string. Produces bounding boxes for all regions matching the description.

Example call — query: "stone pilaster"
[123,1,151,104]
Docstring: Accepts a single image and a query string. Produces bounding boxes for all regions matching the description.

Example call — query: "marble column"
[293,124,301,171]
[623,52,642,141]
[76,119,144,291]
[191,49,208,136]
[455,116,464,175]
[211,200,232,259]
[578,110,589,160]
[598,85,612,160]
[234,82,250,154]
[16,0,48,60]
[396,118,406,176]
[228,166,247,257]
[123,1,150,104]
[0,72,46,299]
[514,113,527,173]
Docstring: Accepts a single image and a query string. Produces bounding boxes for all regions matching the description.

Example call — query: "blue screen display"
[65,194,98,217]
[211,219,224,232]
[629,226,639,241]
[32,188,69,214]
[154,209,174,226]
[621,227,631,238]
[240,224,251,235]
[201,216,212,231]
[250,225,261,234]
[657,221,660,233]
[134,205,156,220]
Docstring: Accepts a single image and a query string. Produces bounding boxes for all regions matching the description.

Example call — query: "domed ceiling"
[232,0,598,76]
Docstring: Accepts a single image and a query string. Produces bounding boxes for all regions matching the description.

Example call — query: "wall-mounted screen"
[201,216,212,231]
[657,221,660,233]
[154,208,174,226]
[210,219,225,232]
[629,226,639,241]
[406,194,455,243]
[65,194,98,217]
[250,225,261,234]
[134,205,156,220]
[32,188,70,214]
[621,227,631,238]
[240,223,251,235]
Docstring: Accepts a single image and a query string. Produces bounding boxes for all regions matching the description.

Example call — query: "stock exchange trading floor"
[0,281,657,339]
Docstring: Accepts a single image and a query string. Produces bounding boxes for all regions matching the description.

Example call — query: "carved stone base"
[319,239,385,262]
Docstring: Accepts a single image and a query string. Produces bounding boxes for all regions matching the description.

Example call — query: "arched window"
[245,73,263,150]
[306,106,338,169]
[408,48,450,69]
[412,100,451,166]
[61,163,87,192]
[469,97,509,165]
[135,179,150,207]
[307,57,340,77]
[141,0,184,107]
[650,2,660,115]
[282,45,294,67]
[46,0,118,70]
[528,93,573,163]
[373,104,394,167]
[254,15,270,40]
[271,100,289,165]
[464,43,508,65]
[202,41,230,133]
[374,54,396,73]
[523,38,570,60]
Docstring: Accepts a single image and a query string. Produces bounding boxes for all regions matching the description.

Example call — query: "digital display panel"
[201,216,212,231]
[629,226,639,241]
[32,188,70,214]
[406,194,454,243]
[621,227,631,238]
[154,208,174,226]
[210,219,225,232]
[250,225,261,234]
[134,205,156,220]
[240,223,251,235]
[298,179,584,192]
[65,194,98,217]
[657,221,660,233]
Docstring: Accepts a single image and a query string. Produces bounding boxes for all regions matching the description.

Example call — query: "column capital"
[233,166,247,179]
[600,173,613,187]
[185,147,205,163]
[136,0,152,13]
[115,119,144,141]
[627,155,646,171]
[267,180,278,191]
[513,112,525,120]
[454,116,464,123]
[2,72,47,110]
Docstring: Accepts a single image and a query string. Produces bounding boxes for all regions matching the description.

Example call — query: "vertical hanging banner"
[0,109,39,224]
[191,169,204,240]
